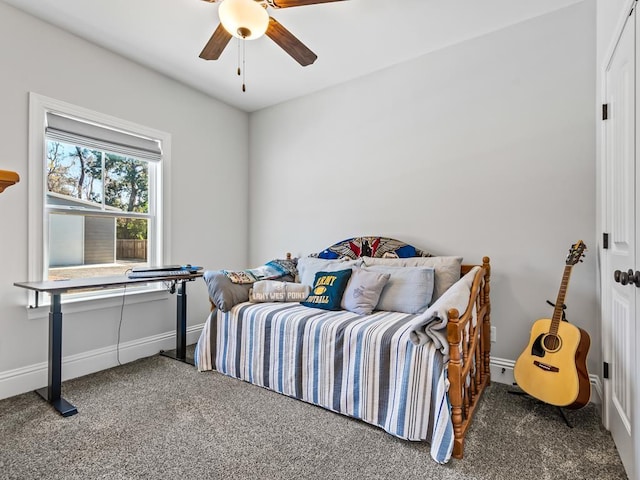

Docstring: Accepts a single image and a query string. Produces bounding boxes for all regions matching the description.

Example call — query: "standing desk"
[14,272,203,417]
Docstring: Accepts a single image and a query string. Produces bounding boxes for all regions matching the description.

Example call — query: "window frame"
[28,93,172,306]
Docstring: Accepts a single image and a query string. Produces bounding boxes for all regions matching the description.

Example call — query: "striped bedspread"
[195,303,454,463]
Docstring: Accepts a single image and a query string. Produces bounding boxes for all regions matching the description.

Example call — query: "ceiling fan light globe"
[219,0,269,40]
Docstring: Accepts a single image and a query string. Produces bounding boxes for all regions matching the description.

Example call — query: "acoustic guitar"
[513,241,591,409]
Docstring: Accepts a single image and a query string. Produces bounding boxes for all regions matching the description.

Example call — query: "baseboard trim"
[1,343,603,406]
[0,324,204,401]
[489,356,602,405]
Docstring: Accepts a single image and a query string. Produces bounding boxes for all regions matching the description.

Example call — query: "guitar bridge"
[533,360,559,373]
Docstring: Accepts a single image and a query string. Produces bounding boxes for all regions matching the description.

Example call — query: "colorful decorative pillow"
[223,258,296,284]
[297,257,362,287]
[363,265,435,314]
[222,270,258,284]
[301,269,353,311]
[315,236,431,260]
[341,268,391,315]
[269,258,298,278]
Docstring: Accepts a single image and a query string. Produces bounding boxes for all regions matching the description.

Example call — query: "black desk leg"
[176,279,187,361]
[160,279,193,365]
[35,294,78,417]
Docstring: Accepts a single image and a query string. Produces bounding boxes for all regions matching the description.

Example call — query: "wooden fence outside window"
[116,239,147,260]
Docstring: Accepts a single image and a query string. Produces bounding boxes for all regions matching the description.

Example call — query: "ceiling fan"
[199,0,345,67]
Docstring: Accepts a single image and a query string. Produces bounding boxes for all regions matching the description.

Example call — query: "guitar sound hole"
[542,334,562,353]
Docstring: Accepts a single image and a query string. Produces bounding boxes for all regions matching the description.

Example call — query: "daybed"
[195,237,491,463]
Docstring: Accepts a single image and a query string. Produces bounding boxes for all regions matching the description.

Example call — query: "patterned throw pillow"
[301,269,353,311]
[222,259,295,284]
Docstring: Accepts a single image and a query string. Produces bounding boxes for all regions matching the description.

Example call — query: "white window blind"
[45,112,162,162]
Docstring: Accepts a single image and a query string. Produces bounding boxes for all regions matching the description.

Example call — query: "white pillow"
[297,257,363,287]
[363,265,435,314]
[362,256,462,302]
[341,268,390,315]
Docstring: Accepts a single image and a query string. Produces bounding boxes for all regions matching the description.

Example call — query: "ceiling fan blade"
[266,17,317,66]
[270,0,346,8]
[199,23,232,60]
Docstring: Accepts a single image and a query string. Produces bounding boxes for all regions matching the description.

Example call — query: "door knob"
[614,269,640,287]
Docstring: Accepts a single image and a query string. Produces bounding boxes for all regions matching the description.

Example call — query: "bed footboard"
[447,257,491,459]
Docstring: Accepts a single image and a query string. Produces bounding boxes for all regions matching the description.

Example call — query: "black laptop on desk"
[128,265,202,278]
[131,265,182,273]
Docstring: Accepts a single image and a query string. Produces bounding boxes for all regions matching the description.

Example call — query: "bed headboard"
[313,236,431,260]
[303,236,488,278]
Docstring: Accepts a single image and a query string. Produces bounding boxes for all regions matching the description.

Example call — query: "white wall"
[0,0,603,401]
[0,2,249,398]
[597,0,631,65]
[249,3,598,375]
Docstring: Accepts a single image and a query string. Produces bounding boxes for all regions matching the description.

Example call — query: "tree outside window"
[46,141,152,280]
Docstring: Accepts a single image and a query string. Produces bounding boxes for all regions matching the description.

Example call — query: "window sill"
[26,285,171,320]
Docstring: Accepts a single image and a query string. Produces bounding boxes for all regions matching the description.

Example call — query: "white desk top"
[14,272,203,295]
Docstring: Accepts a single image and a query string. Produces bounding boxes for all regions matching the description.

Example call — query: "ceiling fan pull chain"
[237,38,241,76]
[242,38,246,92]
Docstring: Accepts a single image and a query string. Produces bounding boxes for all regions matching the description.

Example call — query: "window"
[45,114,158,280]
[29,94,171,298]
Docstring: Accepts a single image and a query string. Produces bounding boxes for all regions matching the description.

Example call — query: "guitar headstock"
[566,240,587,266]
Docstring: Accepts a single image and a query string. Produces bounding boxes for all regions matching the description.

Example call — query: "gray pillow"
[362,256,462,302]
[363,265,435,314]
[341,268,391,315]
[297,257,363,287]
[203,270,294,312]
[203,270,251,312]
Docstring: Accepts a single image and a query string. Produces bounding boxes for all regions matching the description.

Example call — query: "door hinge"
[602,103,608,120]
[603,232,609,249]
[603,362,610,379]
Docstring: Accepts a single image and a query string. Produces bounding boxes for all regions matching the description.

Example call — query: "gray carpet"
[0,351,627,480]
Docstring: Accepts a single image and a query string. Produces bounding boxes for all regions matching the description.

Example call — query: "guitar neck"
[550,265,572,336]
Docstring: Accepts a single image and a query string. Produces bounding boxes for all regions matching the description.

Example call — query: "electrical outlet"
[490,326,496,343]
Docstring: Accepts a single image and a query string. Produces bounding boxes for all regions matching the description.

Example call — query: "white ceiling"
[2,0,585,112]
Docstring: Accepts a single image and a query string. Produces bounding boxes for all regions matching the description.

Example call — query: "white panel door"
[603,8,637,480]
